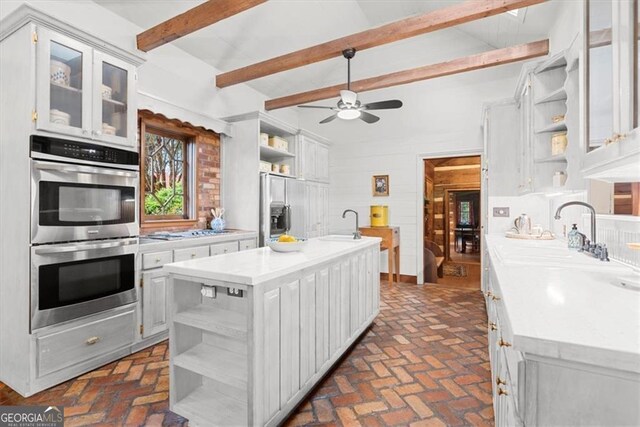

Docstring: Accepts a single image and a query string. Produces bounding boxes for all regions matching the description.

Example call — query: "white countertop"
[163,236,381,285]
[138,230,257,252]
[486,234,640,373]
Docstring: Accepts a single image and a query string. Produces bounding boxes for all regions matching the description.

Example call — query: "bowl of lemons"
[267,235,307,253]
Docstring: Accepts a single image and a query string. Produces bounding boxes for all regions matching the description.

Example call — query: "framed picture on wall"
[372,175,389,196]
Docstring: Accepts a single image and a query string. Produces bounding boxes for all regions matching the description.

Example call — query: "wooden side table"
[359,226,400,284]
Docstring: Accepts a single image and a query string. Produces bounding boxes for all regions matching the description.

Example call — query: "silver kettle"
[514,213,532,235]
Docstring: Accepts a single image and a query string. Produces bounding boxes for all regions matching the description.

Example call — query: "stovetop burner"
[146,229,230,240]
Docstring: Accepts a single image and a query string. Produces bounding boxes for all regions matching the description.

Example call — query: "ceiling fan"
[298,48,403,124]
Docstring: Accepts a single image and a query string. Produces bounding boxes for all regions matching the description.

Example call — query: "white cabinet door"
[299,273,316,386]
[315,268,330,371]
[305,183,319,238]
[315,143,330,183]
[239,239,257,251]
[92,51,137,149]
[318,184,329,236]
[210,241,239,256]
[141,269,168,338]
[36,27,93,139]
[280,280,300,407]
[301,137,317,181]
[263,288,281,422]
[329,264,341,358]
[339,261,351,345]
[349,256,359,335]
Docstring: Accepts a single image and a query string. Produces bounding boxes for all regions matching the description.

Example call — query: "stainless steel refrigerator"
[259,173,306,246]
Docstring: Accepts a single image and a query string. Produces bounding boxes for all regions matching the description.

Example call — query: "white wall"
[0,0,298,125]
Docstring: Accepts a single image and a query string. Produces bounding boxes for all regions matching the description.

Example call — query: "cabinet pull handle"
[489,322,497,331]
[485,291,493,298]
[492,295,501,301]
[498,388,508,396]
[155,258,161,262]
[496,377,507,386]
[191,253,196,258]
[499,339,512,347]
[86,336,101,345]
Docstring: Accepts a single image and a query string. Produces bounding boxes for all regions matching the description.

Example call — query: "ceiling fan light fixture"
[337,109,361,120]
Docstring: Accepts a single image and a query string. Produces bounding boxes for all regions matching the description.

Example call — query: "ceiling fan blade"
[320,114,338,124]
[298,105,335,109]
[359,111,380,124]
[362,100,403,110]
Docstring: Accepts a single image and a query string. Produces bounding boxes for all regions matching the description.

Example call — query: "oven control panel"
[31,135,139,166]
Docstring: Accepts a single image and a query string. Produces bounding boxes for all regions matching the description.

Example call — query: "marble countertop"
[163,236,381,285]
[138,230,257,252]
[486,234,640,373]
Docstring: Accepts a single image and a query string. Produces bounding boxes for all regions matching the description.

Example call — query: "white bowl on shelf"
[101,84,113,100]
[267,238,307,253]
[50,60,71,86]
[50,109,70,126]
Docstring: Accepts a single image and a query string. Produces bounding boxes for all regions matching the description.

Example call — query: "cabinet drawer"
[142,250,173,270]
[210,241,239,256]
[174,245,210,262]
[37,309,135,377]
[239,239,257,251]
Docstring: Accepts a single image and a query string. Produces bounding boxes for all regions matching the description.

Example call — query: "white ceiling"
[94,0,560,100]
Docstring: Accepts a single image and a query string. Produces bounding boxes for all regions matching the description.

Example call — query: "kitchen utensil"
[50,60,71,86]
[50,109,70,126]
[514,213,532,235]
[551,132,568,155]
[267,238,307,253]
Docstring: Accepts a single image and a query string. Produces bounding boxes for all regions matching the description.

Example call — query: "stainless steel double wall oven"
[30,135,139,330]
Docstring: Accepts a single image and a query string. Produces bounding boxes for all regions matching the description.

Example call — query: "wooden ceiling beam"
[137,0,266,52]
[265,39,549,111]
[216,0,547,88]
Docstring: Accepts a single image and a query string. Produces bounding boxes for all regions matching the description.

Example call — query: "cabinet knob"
[191,253,196,258]
[499,339,512,348]
[498,388,508,396]
[492,295,501,301]
[489,322,497,331]
[155,258,161,262]
[496,377,507,386]
[86,336,101,345]
[485,291,493,297]
[223,249,228,253]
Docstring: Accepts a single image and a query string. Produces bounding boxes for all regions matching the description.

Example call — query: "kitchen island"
[163,236,381,427]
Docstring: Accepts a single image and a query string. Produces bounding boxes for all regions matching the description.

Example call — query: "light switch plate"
[493,207,510,217]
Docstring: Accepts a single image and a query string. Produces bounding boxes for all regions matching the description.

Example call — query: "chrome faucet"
[554,201,596,243]
[554,201,609,261]
[342,209,361,239]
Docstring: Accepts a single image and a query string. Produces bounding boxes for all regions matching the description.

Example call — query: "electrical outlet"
[200,285,216,299]
[493,207,510,217]
[227,287,244,298]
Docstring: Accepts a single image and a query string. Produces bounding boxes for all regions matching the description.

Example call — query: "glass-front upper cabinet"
[36,28,92,139]
[93,52,136,148]
[35,27,137,149]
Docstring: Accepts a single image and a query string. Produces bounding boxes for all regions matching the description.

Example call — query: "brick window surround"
[139,110,221,233]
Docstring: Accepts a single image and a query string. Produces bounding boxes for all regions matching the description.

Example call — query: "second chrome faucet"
[342,209,362,239]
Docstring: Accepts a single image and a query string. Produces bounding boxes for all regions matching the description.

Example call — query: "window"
[140,113,195,227]
[458,201,472,226]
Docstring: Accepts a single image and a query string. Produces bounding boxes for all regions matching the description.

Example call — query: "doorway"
[423,155,481,288]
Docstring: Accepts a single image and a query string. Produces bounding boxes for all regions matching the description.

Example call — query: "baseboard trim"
[380,273,418,284]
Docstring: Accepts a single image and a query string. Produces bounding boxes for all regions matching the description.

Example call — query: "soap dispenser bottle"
[567,224,585,250]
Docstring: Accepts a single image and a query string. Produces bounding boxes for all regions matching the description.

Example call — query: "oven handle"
[33,238,138,254]
[33,161,139,178]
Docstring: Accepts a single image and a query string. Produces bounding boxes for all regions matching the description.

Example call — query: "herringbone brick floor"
[0,282,493,426]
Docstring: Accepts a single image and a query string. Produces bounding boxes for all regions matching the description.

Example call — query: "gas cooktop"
[145,229,231,240]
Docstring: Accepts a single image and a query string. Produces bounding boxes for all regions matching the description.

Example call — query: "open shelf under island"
[163,236,382,427]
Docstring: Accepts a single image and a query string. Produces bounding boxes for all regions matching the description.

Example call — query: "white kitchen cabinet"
[298,131,330,183]
[173,245,210,262]
[239,238,257,251]
[210,241,239,256]
[141,269,169,338]
[304,181,329,238]
[34,26,140,149]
